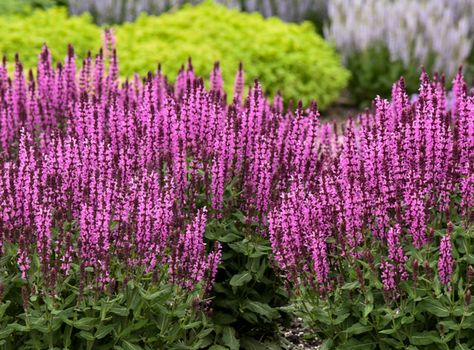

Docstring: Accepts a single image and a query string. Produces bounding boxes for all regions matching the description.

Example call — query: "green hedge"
[114,1,348,108]
[0,3,348,109]
[0,8,101,70]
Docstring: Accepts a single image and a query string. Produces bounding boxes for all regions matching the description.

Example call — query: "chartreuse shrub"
[0,0,64,16]
[0,8,101,70]
[114,1,349,108]
[0,3,348,109]
[269,72,474,349]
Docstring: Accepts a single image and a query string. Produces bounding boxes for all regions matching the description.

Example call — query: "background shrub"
[0,0,64,16]
[0,8,101,70]
[114,1,349,109]
[325,0,472,105]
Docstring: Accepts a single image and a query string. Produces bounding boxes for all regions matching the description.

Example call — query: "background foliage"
[113,1,348,109]
[0,7,101,70]
[0,3,348,109]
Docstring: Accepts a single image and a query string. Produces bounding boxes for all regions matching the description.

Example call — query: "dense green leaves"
[286,221,474,349]
[0,8,101,70]
[114,1,349,109]
[0,250,217,349]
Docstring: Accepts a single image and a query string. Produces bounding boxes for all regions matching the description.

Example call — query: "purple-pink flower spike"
[0,33,472,298]
[438,223,454,286]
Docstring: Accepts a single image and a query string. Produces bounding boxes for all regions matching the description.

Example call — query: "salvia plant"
[0,28,473,350]
[0,29,326,349]
[269,71,474,349]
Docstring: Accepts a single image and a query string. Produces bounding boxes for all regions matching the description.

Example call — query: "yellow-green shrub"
[114,1,349,108]
[0,7,101,69]
[0,3,349,108]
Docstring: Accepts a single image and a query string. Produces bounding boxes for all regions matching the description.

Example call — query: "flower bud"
[467,266,474,285]
[0,282,4,303]
[466,289,471,307]
[412,259,419,284]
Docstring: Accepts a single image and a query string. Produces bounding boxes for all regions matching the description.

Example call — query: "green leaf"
[439,320,460,331]
[380,338,404,349]
[222,326,239,350]
[229,272,252,287]
[242,300,279,321]
[183,321,201,329]
[110,305,129,317]
[333,312,350,325]
[0,326,13,340]
[228,242,248,254]
[320,339,334,350]
[363,303,373,318]
[122,340,144,350]
[213,312,237,325]
[95,324,115,339]
[0,301,11,319]
[344,322,372,336]
[419,299,450,317]
[240,336,264,350]
[77,330,95,341]
[208,346,227,350]
[218,233,241,243]
[401,315,414,325]
[410,331,439,346]
[73,317,97,331]
[341,281,360,290]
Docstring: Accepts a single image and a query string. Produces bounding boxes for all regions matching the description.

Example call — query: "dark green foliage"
[205,214,288,346]
[287,220,474,350]
[346,47,421,107]
[0,243,215,349]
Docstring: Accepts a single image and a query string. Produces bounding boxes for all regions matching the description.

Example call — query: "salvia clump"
[0,29,473,348]
[268,69,474,347]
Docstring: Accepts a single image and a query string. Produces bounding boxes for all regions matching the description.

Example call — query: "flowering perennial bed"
[0,33,473,349]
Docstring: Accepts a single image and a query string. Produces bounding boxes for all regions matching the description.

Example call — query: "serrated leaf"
[0,327,13,339]
[218,233,241,243]
[0,301,11,319]
[320,339,334,350]
[410,331,439,346]
[401,315,414,325]
[73,317,97,331]
[363,303,373,318]
[380,338,404,349]
[242,300,279,321]
[344,322,372,336]
[439,320,460,331]
[183,321,201,329]
[341,281,360,290]
[419,299,449,317]
[213,312,237,325]
[222,326,239,350]
[110,305,129,317]
[333,312,350,325]
[78,330,95,341]
[229,272,252,287]
[208,346,227,350]
[95,324,115,339]
[122,340,143,350]
[240,336,263,350]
